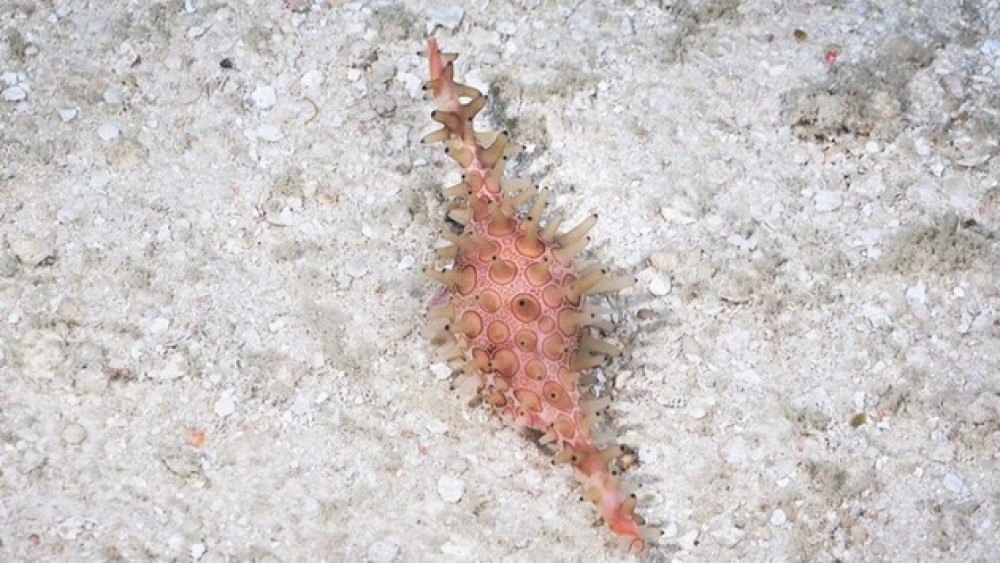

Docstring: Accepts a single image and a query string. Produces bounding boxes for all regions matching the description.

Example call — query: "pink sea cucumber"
[420,37,655,554]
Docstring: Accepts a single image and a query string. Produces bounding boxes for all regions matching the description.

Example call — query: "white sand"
[2,1,998,561]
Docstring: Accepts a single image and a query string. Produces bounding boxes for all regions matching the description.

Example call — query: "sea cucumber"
[420,37,654,555]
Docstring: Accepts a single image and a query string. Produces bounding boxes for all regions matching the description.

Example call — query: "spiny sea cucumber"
[420,37,656,555]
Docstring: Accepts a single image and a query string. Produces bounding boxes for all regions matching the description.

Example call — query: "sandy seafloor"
[2,0,999,561]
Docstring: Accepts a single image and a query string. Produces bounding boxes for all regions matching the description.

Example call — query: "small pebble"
[614,370,633,390]
[9,235,54,266]
[148,316,170,335]
[19,450,45,474]
[90,170,112,189]
[720,436,749,466]
[929,444,955,463]
[344,257,369,278]
[686,396,716,420]
[682,335,703,363]
[853,391,867,410]
[59,108,77,122]
[60,424,87,445]
[3,85,26,101]
[370,92,396,117]
[367,540,399,563]
[426,5,464,30]
[770,508,787,525]
[251,85,277,110]
[371,61,396,85]
[429,363,452,380]
[426,419,448,435]
[300,69,324,95]
[981,38,1000,58]
[677,529,700,550]
[906,280,927,303]
[497,21,517,35]
[151,352,187,380]
[97,121,120,141]
[214,392,236,417]
[20,330,66,379]
[914,137,932,157]
[710,517,744,548]
[906,281,929,319]
[648,251,677,271]
[255,124,283,142]
[74,367,109,395]
[437,475,465,503]
[659,205,697,224]
[648,276,671,296]
[943,473,963,493]
[954,154,991,168]
[970,310,993,332]
[191,543,206,560]
[397,255,415,270]
[103,88,122,104]
[814,190,842,212]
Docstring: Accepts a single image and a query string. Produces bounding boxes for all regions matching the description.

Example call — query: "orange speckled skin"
[423,38,646,554]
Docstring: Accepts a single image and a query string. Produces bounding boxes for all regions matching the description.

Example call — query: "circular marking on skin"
[525,359,547,380]
[514,389,541,411]
[477,240,500,261]
[537,315,556,334]
[557,308,577,336]
[477,289,502,313]
[489,256,517,284]
[487,321,510,344]
[514,329,537,353]
[542,285,562,308]
[455,265,478,295]
[487,215,516,236]
[459,310,483,338]
[515,234,545,258]
[487,389,507,407]
[511,294,541,323]
[553,415,576,440]
[542,334,564,360]
[526,259,552,286]
[558,367,578,389]
[492,349,519,378]
[561,274,581,306]
[543,381,573,411]
[472,347,489,368]
[491,375,511,392]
